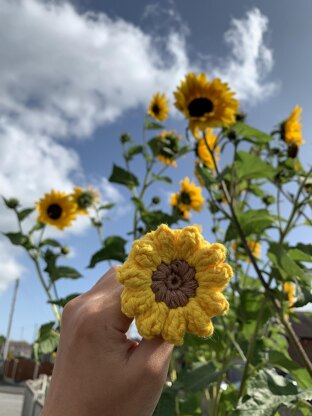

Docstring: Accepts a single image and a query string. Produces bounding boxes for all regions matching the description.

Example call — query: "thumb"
[132,336,174,375]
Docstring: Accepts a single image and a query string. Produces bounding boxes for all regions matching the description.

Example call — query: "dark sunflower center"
[78,192,93,209]
[152,104,160,115]
[188,98,214,117]
[151,260,198,308]
[179,191,191,205]
[47,203,62,220]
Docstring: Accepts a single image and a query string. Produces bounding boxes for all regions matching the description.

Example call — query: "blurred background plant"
[3,71,312,415]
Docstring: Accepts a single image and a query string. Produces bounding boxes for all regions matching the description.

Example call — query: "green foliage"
[3,86,312,416]
[33,322,59,360]
[88,236,127,267]
[235,369,312,415]
[225,209,275,241]
[109,164,139,188]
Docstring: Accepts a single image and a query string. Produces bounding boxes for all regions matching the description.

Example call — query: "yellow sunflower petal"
[184,298,214,337]
[128,239,161,269]
[188,243,227,270]
[135,301,169,339]
[149,224,177,264]
[162,308,186,345]
[175,225,206,261]
[195,263,233,291]
[196,288,229,316]
[121,287,155,317]
[117,259,152,288]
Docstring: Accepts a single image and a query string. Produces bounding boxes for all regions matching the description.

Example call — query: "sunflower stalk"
[202,131,312,377]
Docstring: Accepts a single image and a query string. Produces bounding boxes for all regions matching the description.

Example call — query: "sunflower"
[117,224,233,345]
[281,106,304,148]
[194,128,220,169]
[71,187,99,215]
[170,193,190,219]
[155,130,181,167]
[232,240,261,260]
[148,93,169,122]
[283,282,295,307]
[171,177,205,216]
[174,72,239,130]
[36,190,77,230]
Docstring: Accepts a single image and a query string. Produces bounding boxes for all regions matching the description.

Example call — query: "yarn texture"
[117,224,233,345]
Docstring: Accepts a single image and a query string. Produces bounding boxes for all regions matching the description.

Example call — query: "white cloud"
[0,241,24,292]
[0,1,277,292]
[212,8,278,102]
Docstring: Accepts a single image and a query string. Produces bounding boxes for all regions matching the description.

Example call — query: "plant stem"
[203,134,312,377]
[32,256,61,324]
[238,301,265,398]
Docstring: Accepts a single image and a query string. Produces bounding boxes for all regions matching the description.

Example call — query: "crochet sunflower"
[117,224,233,345]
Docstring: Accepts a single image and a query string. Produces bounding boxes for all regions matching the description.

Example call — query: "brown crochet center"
[151,260,198,308]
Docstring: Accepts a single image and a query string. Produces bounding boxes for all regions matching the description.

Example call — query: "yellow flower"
[71,187,99,215]
[36,190,77,230]
[282,106,304,148]
[148,92,169,122]
[170,194,190,219]
[232,240,261,260]
[174,72,239,130]
[171,177,205,215]
[283,282,295,307]
[117,224,233,345]
[195,129,220,169]
[155,130,181,167]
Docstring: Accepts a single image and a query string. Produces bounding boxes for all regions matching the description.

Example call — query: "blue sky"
[0,0,311,342]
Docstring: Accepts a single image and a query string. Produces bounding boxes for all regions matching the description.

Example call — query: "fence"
[3,358,53,382]
[21,375,50,416]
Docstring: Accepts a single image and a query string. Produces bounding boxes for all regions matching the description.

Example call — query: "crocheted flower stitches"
[117,224,233,345]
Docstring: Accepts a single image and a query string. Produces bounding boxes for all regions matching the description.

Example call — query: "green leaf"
[29,222,45,233]
[54,267,81,280]
[88,236,127,268]
[234,151,276,180]
[153,386,176,416]
[34,321,59,357]
[141,210,177,231]
[144,118,164,130]
[225,209,274,241]
[152,174,172,184]
[124,145,144,161]
[99,203,115,210]
[40,238,62,248]
[178,362,221,392]
[268,243,305,281]
[288,248,312,263]
[48,293,80,307]
[148,137,162,156]
[4,232,32,249]
[232,122,272,144]
[17,207,35,221]
[235,368,311,415]
[109,164,139,188]
[195,164,217,187]
[293,285,312,308]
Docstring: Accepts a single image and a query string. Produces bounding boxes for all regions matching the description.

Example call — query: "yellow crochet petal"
[184,298,214,337]
[162,308,186,345]
[128,239,161,270]
[195,288,229,317]
[135,301,169,339]
[196,263,233,291]
[175,225,206,261]
[150,224,177,264]
[117,259,152,288]
[188,243,227,271]
[121,287,155,317]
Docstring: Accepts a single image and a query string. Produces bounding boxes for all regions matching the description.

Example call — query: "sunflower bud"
[120,133,132,144]
[152,196,160,205]
[262,195,275,206]
[235,112,246,122]
[5,198,20,209]
[61,246,70,255]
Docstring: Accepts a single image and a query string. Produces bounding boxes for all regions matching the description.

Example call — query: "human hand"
[42,266,174,416]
